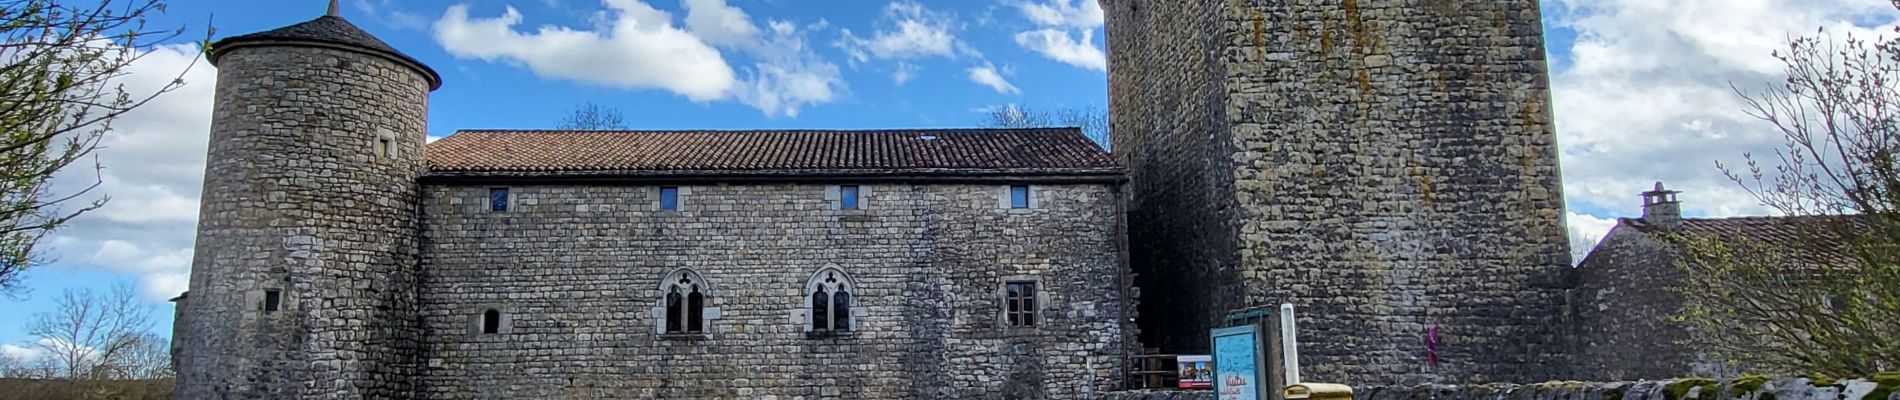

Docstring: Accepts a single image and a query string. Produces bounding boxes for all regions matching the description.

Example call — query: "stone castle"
[1103,0,1571,384]
[172,0,1705,398]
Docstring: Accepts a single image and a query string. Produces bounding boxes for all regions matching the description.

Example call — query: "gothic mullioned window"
[805,266,856,335]
[659,268,712,335]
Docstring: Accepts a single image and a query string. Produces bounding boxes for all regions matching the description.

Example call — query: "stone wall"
[1103,0,1242,356]
[414,182,1133,399]
[1571,223,1725,380]
[174,44,431,398]
[1104,376,1900,400]
[1106,0,1573,384]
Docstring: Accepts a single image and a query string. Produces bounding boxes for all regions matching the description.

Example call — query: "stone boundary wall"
[1102,376,1900,400]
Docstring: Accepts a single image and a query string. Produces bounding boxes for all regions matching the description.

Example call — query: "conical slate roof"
[208,14,442,90]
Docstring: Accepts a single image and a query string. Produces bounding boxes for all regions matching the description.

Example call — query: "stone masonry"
[172,20,437,399]
[1105,0,1573,384]
[1106,376,1900,400]
[172,10,1135,399]
[415,182,1131,399]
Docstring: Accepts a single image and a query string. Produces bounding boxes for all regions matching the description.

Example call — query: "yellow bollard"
[1283,383,1353,400]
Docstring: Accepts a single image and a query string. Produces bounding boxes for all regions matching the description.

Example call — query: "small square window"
[375,138,392,157]
[1005,282,1037,327]
[482,309,501,334]
[660,187,680,211]
[1009,185,1030,209]
[489,188,510,212]
[840,185,860,210]
[263,290,281,313]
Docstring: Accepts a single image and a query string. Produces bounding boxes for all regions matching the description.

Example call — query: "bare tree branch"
[1677,27,1900,376]
[25,282,159,380]
[979,104,1111,149]
[0,0,203,296]
[556,102,630,130]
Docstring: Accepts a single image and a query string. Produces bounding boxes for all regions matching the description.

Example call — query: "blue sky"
[3,0,1898,358]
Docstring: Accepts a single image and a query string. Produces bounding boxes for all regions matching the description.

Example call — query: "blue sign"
[1211,325,1264,400]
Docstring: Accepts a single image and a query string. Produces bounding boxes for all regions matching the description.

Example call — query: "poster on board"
[1177,355,1212,389]
[1211,325,1265,400]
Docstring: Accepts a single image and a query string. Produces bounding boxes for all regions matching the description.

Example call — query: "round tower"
[174,2,440,398]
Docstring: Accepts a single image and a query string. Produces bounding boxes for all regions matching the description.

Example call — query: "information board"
[1211,325,1265,400]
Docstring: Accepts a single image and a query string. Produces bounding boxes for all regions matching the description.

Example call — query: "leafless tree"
[1669,26,1900,376]
[0,0,200,296]
[0,351,22,377]
[115,333,170,379]
[0,355,57,379]
[26,283,156,380]
[557,102,630,130]
[980,104,1110,149]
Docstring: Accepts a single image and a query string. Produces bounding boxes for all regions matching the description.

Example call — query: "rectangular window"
[376,138,391,157]
[1009,185,1030,209]
[660,187,680,211]
[1005,281,1037,327]
[840,185,860,209]
[489,188,510,212]
[263,289,281,313]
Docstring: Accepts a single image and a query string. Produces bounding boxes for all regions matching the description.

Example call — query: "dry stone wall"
[174,45,432,399]
[1107,0,1573,384]
[415,182,1132,399]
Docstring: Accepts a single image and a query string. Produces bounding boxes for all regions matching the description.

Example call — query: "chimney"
[1641,181,1681,229]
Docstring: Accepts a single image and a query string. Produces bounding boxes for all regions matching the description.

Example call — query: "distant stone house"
[170,9,1136,399]
[1569,183,1858,380]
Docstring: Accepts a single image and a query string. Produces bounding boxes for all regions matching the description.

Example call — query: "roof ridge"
[426,127,1117,176]
[449,127,1082,134]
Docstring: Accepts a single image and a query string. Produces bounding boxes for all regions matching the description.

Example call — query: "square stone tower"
[1104,0,1572,384]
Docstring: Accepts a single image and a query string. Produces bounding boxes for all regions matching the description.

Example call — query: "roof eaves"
[420,166,1127,183]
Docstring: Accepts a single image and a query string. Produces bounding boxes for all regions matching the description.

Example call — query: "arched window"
[804,266,856,333]
[658,268,712,335]
[482,309,501,334]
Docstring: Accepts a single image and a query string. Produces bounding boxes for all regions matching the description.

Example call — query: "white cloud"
[1013,28,1106,71]
[433,0,841,117]
[45,43,214,303]
[967,65,1019,95]
[1566,212,1619,264]
[2,343,43,362]
[1010,0,1107,72]
[433,2,735,101]
[682,0,759,47]
[836,1,965,63]
[1547,0,1898,250]
[1015,0,1102,29]
[836,1,998,87]
[892,62,919,84]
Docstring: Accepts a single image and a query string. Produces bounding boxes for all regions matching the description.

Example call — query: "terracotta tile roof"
[424,128,1120,177]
